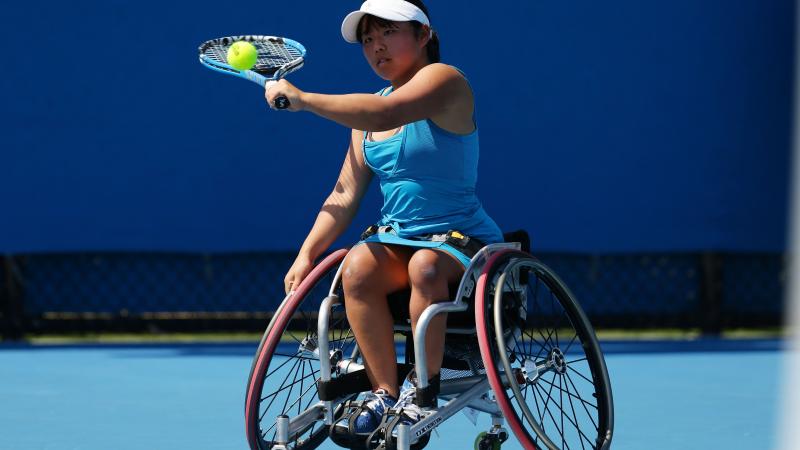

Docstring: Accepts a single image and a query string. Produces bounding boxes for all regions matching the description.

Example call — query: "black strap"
[318,365,414,401]
[413,373,440,408]
[318,369,373,401]
[444,230,485,259]
[360,224,380,241]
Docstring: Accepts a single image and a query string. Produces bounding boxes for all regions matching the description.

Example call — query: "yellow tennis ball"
[227,41,258,71]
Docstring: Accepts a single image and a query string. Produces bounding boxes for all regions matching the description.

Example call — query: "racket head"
[198,35,306,86]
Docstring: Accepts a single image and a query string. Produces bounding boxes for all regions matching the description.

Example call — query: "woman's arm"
[266,63,472,132]
[284,129,373,292]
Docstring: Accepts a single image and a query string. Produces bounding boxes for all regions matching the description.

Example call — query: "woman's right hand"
[284,254,315,294]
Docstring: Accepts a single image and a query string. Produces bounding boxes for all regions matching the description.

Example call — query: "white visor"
[341,0,431,44]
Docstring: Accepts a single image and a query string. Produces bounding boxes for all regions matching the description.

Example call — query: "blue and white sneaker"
[394,386,428,430]
[332,389,398,435]
[391,372,435,440]
[399,372,416,398]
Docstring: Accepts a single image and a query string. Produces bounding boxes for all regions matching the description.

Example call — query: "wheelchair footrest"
[366,410,432,450]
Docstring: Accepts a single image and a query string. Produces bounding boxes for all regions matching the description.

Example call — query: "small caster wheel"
[474,432,501,450]
[498,430,509,443]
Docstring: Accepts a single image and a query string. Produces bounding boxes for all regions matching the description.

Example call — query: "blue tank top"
[362,74,503,244]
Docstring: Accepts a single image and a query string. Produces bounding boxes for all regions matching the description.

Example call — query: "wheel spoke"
[288,334,305,347]
[274,352,317,361]
[566,356,588,365]
[298,357,306,416]
[261,423,276,442]
[531,276,557,354]
[501,274,528,357]
[533,377,567,443]
[565,372,588,450]
[531,371,546,427]
[565,371,600,430]
[555,375,597,447]
[285,364,320,415]
[510,328,526,356]
[540,371,558,426]
[539,323,559,357]
[519,328,548,360]
[279,356,303,417]
[528,273,541,358]
[559,370,566,449]
[550,289,560,351]
[536,375,596,449]
[537,377,598,410]
[563,334,579,355]
[265,352,300,379]
[567,364,595,386]
[332,322,348,346]
[261,357,303,412]
[260,362,317,407]
[510,268,540,361]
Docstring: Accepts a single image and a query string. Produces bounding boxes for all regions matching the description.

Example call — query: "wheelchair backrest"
[502,229,531,253]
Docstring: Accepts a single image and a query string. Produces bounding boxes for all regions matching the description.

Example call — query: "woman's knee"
[342,243,407,298]
[408,249,459,293]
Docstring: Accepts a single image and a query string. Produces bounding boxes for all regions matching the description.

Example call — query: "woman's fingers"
[265,81,280,110]
[283,257,313,294]
[284,274,295,294]
[263,79,303,111]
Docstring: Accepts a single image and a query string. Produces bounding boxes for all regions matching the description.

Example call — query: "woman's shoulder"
[414,64,472,96]
[379,65,468,96]
[417,63,467,80]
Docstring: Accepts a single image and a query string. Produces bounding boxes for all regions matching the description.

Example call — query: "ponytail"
[405,0,440,63]
[422,28,440,63]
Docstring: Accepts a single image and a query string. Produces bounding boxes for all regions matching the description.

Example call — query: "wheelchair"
[244,231,614,450]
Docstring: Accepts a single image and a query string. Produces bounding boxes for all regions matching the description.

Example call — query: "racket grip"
[274,96,290,109]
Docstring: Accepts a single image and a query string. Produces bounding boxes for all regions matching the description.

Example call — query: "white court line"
[777,1,800,448]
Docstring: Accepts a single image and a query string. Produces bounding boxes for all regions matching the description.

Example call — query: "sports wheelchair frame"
[245,232,614,450]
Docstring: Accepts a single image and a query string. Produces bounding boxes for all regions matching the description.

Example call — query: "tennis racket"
[198,35,306,109]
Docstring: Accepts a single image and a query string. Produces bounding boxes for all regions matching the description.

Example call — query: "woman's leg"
[406,249,464,379]
[342,243,414,398]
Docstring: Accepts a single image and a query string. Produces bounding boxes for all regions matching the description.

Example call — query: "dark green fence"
[0,251,785,340]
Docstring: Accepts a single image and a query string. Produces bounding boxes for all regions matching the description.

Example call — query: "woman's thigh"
[341,243,416,296]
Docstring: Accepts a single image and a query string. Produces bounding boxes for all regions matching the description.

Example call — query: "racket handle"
[274,96,290,109]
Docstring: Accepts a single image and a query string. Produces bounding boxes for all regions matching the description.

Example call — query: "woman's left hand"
[265,79,305,112]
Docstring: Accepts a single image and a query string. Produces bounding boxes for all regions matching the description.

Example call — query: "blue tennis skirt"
[355,232,473,268]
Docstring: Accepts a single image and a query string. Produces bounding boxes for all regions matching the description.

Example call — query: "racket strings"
[201,37,301,72]
[255,41,302,66]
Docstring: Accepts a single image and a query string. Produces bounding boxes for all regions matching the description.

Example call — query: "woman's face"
[360,21,426,80]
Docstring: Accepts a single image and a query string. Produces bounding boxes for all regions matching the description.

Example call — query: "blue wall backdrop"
[1,0,793,254]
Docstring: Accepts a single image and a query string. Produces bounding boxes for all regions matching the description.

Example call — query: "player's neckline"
[366,126,405,143]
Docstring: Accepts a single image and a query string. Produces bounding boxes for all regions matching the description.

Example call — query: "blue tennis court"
[0,339,784,450]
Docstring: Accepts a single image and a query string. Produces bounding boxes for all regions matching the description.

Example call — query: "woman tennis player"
[265,0,503,445]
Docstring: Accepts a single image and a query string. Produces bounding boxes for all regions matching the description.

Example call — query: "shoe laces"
[391,384,438,438]
[395,386,425,421]
[363,388,395,414]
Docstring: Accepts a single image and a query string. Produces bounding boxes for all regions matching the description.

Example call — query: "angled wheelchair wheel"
[245,249,358,450]
[476,249,614,450]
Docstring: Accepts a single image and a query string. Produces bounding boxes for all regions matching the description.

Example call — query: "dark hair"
[355,0,440,63]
